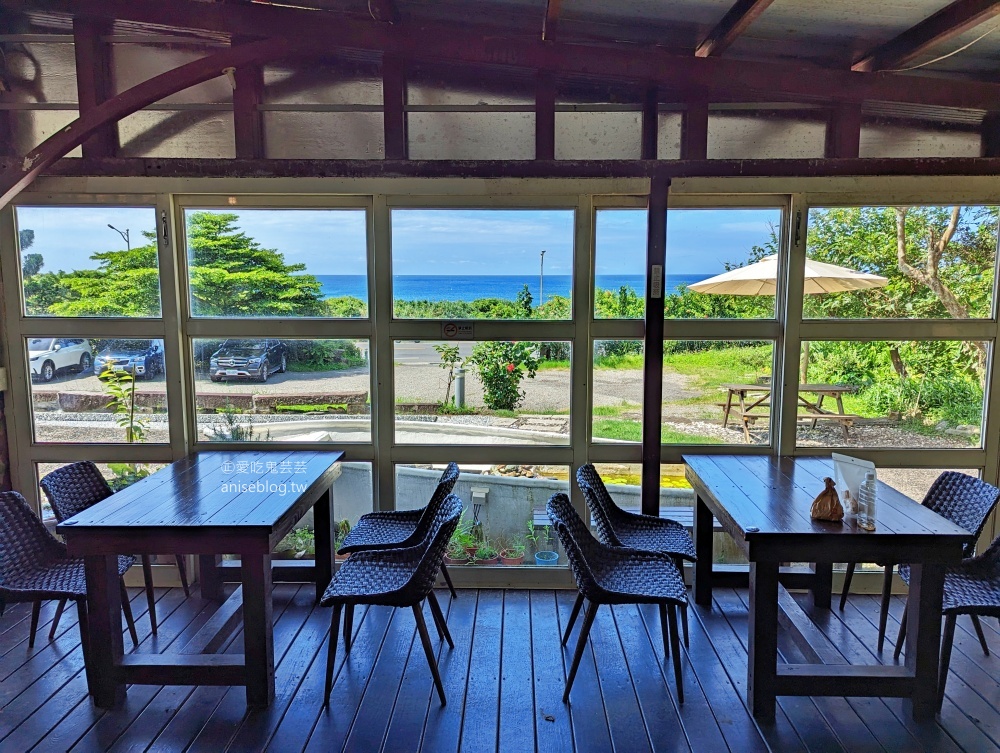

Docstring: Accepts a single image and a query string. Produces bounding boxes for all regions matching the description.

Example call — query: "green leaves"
[467,341,540,411]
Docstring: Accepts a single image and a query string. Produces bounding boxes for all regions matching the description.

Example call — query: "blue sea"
[316,274,705,302]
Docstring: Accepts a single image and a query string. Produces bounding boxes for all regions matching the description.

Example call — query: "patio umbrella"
[688,254,888,296]
[689,254,888,381]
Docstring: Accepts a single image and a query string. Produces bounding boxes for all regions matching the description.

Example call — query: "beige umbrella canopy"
[688,254,888,296]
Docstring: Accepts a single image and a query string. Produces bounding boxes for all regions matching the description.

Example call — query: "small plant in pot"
[334,519,351,561]
[472,541,499,565]
[445,539,470,566]
[526,520,559,566]
[498,534,526,566]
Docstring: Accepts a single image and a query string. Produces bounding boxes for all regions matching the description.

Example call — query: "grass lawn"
[592,419,723,444]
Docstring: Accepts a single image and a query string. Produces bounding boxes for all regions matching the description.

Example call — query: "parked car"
[209,339,288,383]
[28,338,93,382]
[94,339,165,380]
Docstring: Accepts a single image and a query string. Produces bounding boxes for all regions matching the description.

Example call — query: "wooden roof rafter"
[853,0,1000,72]
[694,0,775,58]
[543,0,560,41]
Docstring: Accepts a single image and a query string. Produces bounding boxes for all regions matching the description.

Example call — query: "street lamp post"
[108,224,130,251]
[539,249,546,306]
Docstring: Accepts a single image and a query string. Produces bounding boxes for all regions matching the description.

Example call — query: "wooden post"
[825,104,862,158]
[681,101,709,160]
[982,112,1000,157]
[535,73,556,160]
[84,554,126,707]
[748,560,779,719]
[73,17,118,158]
[233,36,265,159]
[641,85,658,160]
[641,174,669,515]
[382,56,407,160]
[313,487,333,603]
[242,548,275,708]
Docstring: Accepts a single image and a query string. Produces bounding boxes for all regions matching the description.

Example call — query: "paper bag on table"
[810,477,844,522]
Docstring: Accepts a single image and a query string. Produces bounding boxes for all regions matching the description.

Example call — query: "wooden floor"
[1,584,999,752]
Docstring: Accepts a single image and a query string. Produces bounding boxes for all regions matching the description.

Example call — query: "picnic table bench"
[721,383,859,442]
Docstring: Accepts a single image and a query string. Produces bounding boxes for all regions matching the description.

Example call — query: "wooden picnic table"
[721,382,858,442]
[684,454,971,720]
[57,449,343,709]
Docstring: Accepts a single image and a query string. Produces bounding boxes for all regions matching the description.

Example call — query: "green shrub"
[468,341,539,411]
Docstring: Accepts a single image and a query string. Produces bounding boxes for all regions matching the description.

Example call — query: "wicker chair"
[547,493,688,704]
[839,471,1000,652]
[576,463,695,646]
[338,462,461,599]
[0,490,138,652]
[892,532,1000,709]
[321,493,463,706]
[40,461,191,639]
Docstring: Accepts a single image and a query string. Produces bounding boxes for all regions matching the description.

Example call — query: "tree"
[516,284,533,317]
[21,253,43,278]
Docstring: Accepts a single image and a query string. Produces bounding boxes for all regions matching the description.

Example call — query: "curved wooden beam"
[0,37,289,209]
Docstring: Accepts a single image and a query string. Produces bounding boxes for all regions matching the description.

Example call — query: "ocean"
[316,274,706,302]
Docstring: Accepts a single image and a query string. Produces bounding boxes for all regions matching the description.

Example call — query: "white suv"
[28,338,93,382]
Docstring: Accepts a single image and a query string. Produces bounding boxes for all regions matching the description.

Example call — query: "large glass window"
[390,209,574,320]
[183,208,369,318]
[192,338,371,442]
[805,204,997,320]
[15,206,160,317]
[29,336,170,444]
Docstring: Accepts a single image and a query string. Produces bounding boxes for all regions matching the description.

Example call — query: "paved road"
[393,341,474,364]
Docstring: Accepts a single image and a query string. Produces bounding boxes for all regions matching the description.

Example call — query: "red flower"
[506,363,515,372]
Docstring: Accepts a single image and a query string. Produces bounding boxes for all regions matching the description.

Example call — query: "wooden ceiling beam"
[366,0,399,25]
[5,0,1000,110]
[853,0,1000,72]
[695,0,775,58]
[543,0,561,41]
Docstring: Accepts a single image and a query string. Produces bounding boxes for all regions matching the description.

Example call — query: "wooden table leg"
[748,560,779,719]
[904,563,945,720]
[313,488,333,604]
[811,561,833,609]
[199,554,223,601]
[722,390,734,428]
[693,495,714,607]
[83,554,125,708]
[242,549,275,709]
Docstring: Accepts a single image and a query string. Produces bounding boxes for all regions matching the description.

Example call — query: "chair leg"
[893,601,909,661]
[839,562,856,611]
[562,592,585,647]
[971,614,990,656]
[413,604,447,706]
[563,602,599,703]
[877,564,893,653]
[668,602,684,704]
[427,591,454,648]
[439,563,458,599]
[141,555,157,636]
[49,598,67,641]
[939,614,957,711]
[120,579,138,647]
[28,600,41,648]
[324,603,343,706]
[175,555,191,598]
[343,604,354,652]
[680,602,690,648]
[76,599,94,693]
[658,603,670,660]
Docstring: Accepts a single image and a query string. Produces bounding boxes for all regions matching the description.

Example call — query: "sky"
[14,205,780,278]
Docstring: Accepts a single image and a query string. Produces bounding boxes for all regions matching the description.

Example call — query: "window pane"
[594,209,645,319]
[805,205,996,319]
[394,340,570,445]
[796,340,985,449]
[193,338,370,442]
[592,339,644,443]
[395,463,569,568]
[666,208,783,319]
[391,209,574,320]
[184,208,368,318]
[29,337,169,444]
[15,206,160,317]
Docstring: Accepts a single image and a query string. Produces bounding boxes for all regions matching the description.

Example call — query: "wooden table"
[57,449,343,709]
[720,383,858,442]
[684,454,971,720]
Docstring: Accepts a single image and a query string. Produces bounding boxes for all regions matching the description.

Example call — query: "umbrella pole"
[800,340,810,384]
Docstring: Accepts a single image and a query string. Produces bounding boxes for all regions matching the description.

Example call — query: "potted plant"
[498,534,526,566]
[526,520,559,566]
[445,539,470,566]
[334,519,351,562]
[472,541,499,565]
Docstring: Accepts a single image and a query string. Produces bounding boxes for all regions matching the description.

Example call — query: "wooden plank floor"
[2,585,999,752]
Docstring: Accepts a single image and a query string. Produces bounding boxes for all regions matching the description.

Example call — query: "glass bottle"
[858,471,877,531]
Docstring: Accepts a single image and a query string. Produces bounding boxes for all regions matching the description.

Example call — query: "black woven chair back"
[546,492,606,600]
[411,462,460,543]
[576,463,625,547]
[0,491,66,585]
[40,461,113,523]
[923,472,1000,557]
[400,494,463,603]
